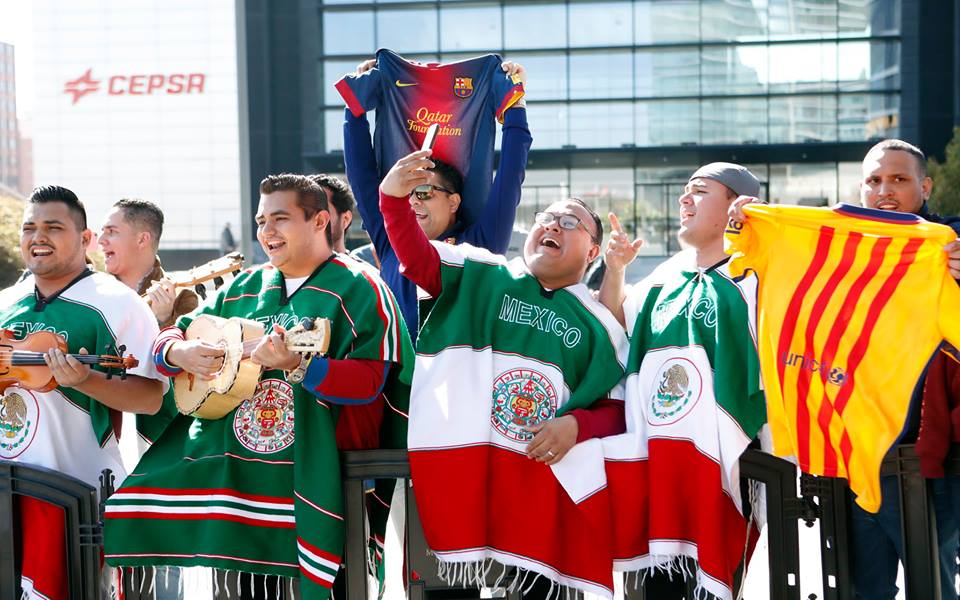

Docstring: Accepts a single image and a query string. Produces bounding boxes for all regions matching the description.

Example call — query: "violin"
[0,329,139,393]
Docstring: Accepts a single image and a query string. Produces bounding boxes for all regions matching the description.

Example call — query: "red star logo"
[63,68,101,105]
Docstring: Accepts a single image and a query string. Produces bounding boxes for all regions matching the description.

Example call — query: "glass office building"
[243,0,956,256]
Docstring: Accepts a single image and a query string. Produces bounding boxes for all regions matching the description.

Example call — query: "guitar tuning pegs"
[117,344,126,355]
[195,284,207,300]
[213,276,224,288]
[300,317,315,330]
[232,270,241,277]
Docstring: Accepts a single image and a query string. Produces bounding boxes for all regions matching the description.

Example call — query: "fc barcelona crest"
[453,77,474,98]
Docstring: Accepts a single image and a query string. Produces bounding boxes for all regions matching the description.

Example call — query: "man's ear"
[137,230,152,250]
[81,228,93,248]
[448,193,462,215]
[315,209,330,231]
[922,176,933,201]
[587,243,600,263]
[342,210,353,232]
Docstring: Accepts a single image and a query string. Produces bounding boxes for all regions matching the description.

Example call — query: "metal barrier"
[0,460,110,600]
[1,445,953,599]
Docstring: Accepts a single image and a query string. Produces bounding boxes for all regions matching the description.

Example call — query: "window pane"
[767,42,837,93]
[568,2,632,47]
[570,168,634,230]
[769,0,837,41]
[838,93,899,142]
[526,102,568,148]
[517,169,570,231]
[837,41,900,92]
[440,4,502,52]
[377,9,438,54]
[636,48,700,97]
[324,108,344,152]
[839,0,900,37]
[505,4,566,49]
[769,163,837,206]
[569,102,634,148]
[701,0,768,43]
[701,45,767,95]
[323,60,360,105]
[503,53,567,100]
[701,98,768,144]
[769,95,838,143]
[569,51,632,99]
[323,11,374,55]
[636,100,700,146]
[838,161,862,204]
[635,0,700,44]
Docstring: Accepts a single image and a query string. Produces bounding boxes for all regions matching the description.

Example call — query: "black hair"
[429,159,464,196]
[259,173,332,246]
[567,197,603,246]
[867,139,928,178]
[309,174,356,219]
[29,185,87,230]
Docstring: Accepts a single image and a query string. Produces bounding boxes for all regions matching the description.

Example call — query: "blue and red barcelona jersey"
[335,49,525,225]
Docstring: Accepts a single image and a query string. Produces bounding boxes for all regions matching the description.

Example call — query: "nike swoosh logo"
[395,80,418,87]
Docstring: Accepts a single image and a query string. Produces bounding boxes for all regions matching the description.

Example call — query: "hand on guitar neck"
[249,324,302,372]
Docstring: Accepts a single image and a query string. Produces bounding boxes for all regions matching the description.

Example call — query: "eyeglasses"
[534,211,599,244]
[413,184,454,201]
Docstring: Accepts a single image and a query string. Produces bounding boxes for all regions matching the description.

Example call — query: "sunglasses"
[413,184,454,201]
[534,211,600,244]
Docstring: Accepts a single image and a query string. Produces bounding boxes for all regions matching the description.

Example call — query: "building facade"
[244,0,959,257]
[30,0,243,262]
[0,42,19,194]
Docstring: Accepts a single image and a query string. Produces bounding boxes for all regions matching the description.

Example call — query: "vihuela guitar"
[173,315,331,419]
[145,251,245,303]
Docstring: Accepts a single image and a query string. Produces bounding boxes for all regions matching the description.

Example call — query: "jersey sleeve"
[939,273,960,349]
[490,59,525,123]
[341,274,408,365]
[334,67,382,118]
[724,205,769,279]
[116,293,169,392]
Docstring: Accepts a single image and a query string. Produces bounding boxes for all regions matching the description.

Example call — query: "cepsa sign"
[63,68,206,105]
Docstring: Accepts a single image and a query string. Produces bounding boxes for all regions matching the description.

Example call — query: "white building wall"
[32,0,241,249]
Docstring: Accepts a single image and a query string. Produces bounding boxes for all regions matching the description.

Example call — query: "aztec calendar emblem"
[233,379,295,454]
[0,389,39,459]
[648,357,703,426]
[491,368,558,443]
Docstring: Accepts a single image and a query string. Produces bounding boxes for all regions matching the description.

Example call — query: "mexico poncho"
[725,203,960,512]
[604,251,765,600]
[104,257,413,599]
[407,242,628,598]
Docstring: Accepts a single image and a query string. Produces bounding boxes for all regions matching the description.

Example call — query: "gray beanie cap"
[690,162,761,198]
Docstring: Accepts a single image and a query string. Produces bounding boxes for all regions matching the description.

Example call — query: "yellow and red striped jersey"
[725,203,960,512]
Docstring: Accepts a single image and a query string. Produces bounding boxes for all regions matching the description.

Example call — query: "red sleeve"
[569,398,626,443]
[917,351,953,478]
[380,190,443,297]
[303,358,388,405]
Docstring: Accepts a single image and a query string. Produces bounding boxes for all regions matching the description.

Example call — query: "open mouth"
[680,211,695,223]
[103,250,116,261]
[539,237,561,250]
[414,212,428,221]
[875,201,898,211]
[30,246,54,258]
[264,240,286,252]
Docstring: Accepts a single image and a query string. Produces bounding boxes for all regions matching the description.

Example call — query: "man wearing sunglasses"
[379,149,629,598]
[343,60,532,342]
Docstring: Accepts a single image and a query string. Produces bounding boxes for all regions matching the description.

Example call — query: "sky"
[0,0,34,121]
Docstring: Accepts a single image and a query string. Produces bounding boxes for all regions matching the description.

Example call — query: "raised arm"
[463,62,532,253]
[598,213,644,328]
[380,151,443,297]
[344,109,390,254]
